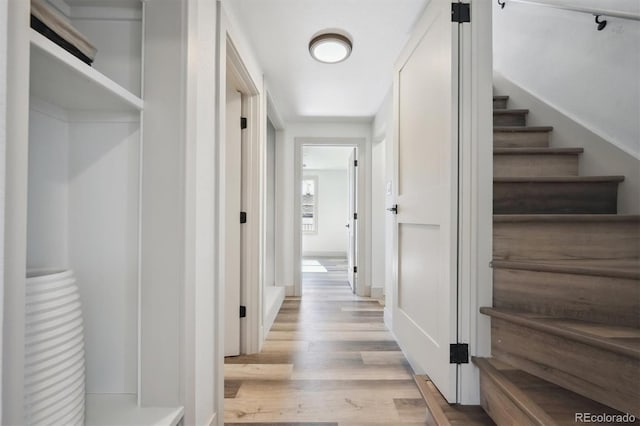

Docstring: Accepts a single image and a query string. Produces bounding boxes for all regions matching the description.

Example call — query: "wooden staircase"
[474,95,640,424]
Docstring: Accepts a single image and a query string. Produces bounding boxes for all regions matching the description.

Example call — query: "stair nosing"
[494,126,553,133]
[493,95,509,100]
[490,260,640,279]
[472,357,556,426]
[493,214,640,223]
[479,307,640,359]
[494,109,529,115]
[493,148,583,155]
[494,175,625,183]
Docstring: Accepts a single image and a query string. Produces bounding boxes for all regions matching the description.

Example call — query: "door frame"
[346,147,358,293]
[293,137,366,297]
[215,3,265,419]
[389,0,493,405]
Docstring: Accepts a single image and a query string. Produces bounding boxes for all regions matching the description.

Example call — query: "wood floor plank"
[224,364,294,380]
[225,380,243,399]
[361,351,410,365]
[290,365,413,381]
[261,340,310,353]
[233,379,422,396]
[308,340,401,352]
[267,331,394,342]
[224,257,426,424]
[271,322,388,332]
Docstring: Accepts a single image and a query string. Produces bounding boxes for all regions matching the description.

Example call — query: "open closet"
[10,0,185,424]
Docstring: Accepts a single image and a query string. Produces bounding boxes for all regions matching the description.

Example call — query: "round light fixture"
[309,32,352,64]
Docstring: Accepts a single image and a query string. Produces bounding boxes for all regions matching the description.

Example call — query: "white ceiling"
[226,0,427,122]
[303,146,354,170]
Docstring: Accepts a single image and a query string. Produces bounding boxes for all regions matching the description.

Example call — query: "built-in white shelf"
[86,394,183,426]
[29,29,143,112]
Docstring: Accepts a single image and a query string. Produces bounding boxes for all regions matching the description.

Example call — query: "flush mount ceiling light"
[309,32,352,64]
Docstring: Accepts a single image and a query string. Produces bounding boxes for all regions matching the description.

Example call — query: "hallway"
[224,258,427,425]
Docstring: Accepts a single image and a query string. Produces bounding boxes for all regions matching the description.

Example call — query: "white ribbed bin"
[25,269,85,426]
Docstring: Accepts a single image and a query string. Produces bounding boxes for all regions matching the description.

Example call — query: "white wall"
[370,139,386,295]
[265,119,276,286]
[27,102,69,270]
[275,121,371,295]
[0,0,7,418]
[140,0,186,410]
[372,88,395,312]
[69,115,140,394]
[3,1,29,422]
[72,10,142,97]
[27,102,141,395]
[302,169,349,256]
[493,0,640,158]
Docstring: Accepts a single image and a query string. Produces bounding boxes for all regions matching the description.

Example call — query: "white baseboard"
[384,306,393,330]
[370,287,384,299]
[263,286,285,341]
[302,251,347,258]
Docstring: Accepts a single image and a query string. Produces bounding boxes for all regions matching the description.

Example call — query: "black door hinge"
[240,305,247,318]
[241,117,247,129]
[354,212,358,220]
[354,160,358,167]
[240,211,247,224]
[353,266,358,274]
[452,2,471,23]
[450,343,469,364]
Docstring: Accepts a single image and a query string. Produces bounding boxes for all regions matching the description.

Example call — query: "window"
[302,177,318,233]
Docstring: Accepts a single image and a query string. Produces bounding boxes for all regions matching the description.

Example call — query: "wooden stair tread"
[494,175,624,183]
[480,307,640,359]
[473,357,634,425]
[414,376,495,426]
[493,147,583,155]
[494,109,529,115]
[491,259,640,279]
[494,214,640,223]
[493,95,509,100]
[494,126,553,133]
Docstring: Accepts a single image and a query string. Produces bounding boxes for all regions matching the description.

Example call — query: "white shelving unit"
[86,395,184,426]
[24,1,183,424]
[30,30,143,112]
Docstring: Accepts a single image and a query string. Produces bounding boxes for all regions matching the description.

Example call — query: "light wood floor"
[224,257,427,425]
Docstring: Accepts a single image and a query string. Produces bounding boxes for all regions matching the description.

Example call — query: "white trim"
[370,287,384,299]
[458,0,493,405]
[0,0,7,418]
[262,286,285,344]
[266,89,285,131]
[216,0,265,370]
[3,0,30,423]
[293,137,367,297]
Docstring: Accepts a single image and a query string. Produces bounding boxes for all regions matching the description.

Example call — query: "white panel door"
[393,0,460,402]
[347,148,357,292]
[224,87,242,357]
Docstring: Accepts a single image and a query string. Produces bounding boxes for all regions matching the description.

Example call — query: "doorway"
[300,145,356,294]
[221,36,262,358]
[294,138,365,297]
